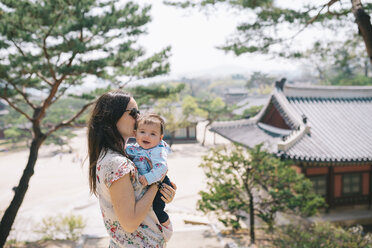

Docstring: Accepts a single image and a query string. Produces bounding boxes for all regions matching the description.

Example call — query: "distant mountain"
[172,65,253,78]
[59,64,305,92]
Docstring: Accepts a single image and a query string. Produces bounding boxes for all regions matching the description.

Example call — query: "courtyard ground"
[0,122,231,247]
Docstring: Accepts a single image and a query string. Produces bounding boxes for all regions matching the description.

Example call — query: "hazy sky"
[82,0,343,89]
[137,0,300,78]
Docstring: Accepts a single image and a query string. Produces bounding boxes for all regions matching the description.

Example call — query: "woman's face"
[116,98,138,140]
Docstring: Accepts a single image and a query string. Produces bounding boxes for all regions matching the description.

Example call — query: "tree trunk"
[0,135,45,247]
[352,0,372,65]
[315,63,325,82]
[364,58,369,77]
[248,191,255,244]
[169,132,175,147]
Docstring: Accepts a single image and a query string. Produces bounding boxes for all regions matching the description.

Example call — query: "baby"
[126,113,173,227]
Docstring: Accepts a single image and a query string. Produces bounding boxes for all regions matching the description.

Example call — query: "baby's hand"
[139,175,148,186]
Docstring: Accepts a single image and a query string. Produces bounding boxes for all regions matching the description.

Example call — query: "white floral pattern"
[96,149,172,247]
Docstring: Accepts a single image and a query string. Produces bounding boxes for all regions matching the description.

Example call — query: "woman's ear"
[160,134,164,140]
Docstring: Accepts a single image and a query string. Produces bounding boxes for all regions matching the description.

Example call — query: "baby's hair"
[135,113,165,135]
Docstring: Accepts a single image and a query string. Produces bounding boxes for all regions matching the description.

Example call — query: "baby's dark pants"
[153,175,173,224]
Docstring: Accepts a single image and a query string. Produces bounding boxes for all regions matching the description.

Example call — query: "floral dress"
[96,149,172,248]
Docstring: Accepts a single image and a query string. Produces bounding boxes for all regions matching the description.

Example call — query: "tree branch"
[275,0,342,50]
[255,208,266,217]
[37,81,63,121]
[6,80,37,110]
[327,9,350,17]
[8,39,54,92]
[56,52,62,67]
[42,13,62,82]
[1,87,33,121]
[46,101,95,136]
[10,39,26,57]
[10,39,33,78]
[36,72,54,86]
[118,77,134,89]
[80,24,84,42]
[50,84,72,105]
[58,32,120,68]
[83,33,97,43]
[307,0,340,24]
[57,52,77,82]
[50,92,65,106]
[38,48,78,121]
[42,40,57,82]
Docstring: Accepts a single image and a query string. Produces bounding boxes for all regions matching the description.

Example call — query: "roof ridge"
[272,88,304,128]
[285,84,372,90]
[278,125,310,152]
[283,84,372,99]
[287,96,372,100]
[211,118,256,128]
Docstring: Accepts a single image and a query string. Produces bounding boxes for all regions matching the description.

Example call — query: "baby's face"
[135,122,163,149]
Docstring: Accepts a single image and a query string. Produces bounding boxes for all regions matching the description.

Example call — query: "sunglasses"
[124,108,140,119]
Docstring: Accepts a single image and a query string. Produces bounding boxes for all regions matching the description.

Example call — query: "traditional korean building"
[163,123,197,144]
[210,80,372,209]
[140,104,198,144]
[224,88,249,104]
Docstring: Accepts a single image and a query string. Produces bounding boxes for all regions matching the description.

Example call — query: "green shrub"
[36,214,86,241]
[61,214,86,240]
[272,222,372,248]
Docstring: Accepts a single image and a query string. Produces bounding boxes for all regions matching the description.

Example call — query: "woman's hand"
[160,182,177,203]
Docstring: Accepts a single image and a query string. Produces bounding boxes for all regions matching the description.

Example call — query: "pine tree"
[166,0,372,65]
[0,0,171,245]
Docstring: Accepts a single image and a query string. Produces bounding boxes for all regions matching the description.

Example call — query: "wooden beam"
[369,164,372,209]
[327,166,334,212]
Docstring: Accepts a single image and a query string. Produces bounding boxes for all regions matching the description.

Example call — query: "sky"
[81,0,350,90]
[136,0,300,78]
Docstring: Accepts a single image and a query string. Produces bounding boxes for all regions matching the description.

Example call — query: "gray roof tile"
[211,123,282,153]
[285,96,372,162]
[211,84,372,163]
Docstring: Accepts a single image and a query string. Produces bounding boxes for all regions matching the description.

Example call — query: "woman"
[88,90,176,247]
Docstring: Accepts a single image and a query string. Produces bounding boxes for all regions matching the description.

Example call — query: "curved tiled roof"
[210,122,282,153]
[283,84,372,99]
[284,96,372,162]
[211,83,372,163]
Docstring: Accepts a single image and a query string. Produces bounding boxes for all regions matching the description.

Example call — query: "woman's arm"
[109,174,158,233]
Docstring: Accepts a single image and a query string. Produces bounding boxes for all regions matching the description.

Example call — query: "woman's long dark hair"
[88,90,131,195]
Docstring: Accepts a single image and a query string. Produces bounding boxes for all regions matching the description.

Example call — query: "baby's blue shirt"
[125,140,170,185]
